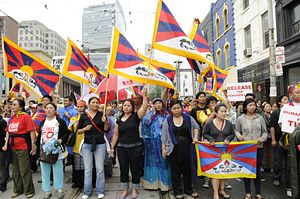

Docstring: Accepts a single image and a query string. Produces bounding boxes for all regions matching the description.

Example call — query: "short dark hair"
[206,96,218,105]
[42,95,53,102]
[195,91,206,99]
[243,98,257,114]
[245,93,256,99]
[112,101,118,106]
[215,103,227,113]
[170,99,183,109]
[276,94,288,108]
[64,96,74,102]
[45,102,57,110]
[29,100,36,104]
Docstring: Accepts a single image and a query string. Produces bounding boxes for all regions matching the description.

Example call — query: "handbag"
[66,132,76,147]
[39,145,59,164]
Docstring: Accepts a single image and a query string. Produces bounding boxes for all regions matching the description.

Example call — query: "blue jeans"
[82,143,106,195]
[40,159,64,192]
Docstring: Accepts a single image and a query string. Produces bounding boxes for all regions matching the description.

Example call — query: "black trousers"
[244,148,263,195]
[117,146,142,184]
[0,151,10,189]
[273,144,291,188]
[170,145,193,196]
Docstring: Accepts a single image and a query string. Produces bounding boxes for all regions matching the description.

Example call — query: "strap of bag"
[86,113,103,133]
[86,112,110,152]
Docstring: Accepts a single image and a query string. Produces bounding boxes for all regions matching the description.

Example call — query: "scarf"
[167,113,191,145]
[14,111,27,118]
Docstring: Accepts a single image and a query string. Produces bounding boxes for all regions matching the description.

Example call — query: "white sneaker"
[97,194,105,199]
[286,189,292,197]
[202,178,210,188]
[82,195,89,199]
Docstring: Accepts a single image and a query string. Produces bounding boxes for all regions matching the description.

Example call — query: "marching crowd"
[0,85,299,199]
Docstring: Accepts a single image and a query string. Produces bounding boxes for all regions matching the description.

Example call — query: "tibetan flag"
[31,109,46,131]
[132,85,144,96]
[187,19,214,75]
[152,0,215,70]
[9,82,30,99]
[63,38,107,91]
[108,27,174,89]
[214,66,228,91]
[2,36,59,97]
[196,141,258,179]
[205,78,213,92]
[138,53,176,81]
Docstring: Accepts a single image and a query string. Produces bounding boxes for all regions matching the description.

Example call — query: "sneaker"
[26,193,35,198]
[286,188,292,197]
[273,180,280,187]
[224,184,232,189]
[43,192,52,199]
[11,192,22,198]
[82,195,89,199]
[0,186,7,194]
[57,189,64,199]
[202,178,210,188]
[261,178,266,182]
[98,194,105,199]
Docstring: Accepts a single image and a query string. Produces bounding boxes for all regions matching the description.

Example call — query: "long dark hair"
[13,99,26,112]
[119,99,134,119]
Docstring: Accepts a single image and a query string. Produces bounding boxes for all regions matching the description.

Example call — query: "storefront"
[237,59,272,102]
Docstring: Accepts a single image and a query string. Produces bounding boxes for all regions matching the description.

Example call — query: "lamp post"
[174,60,182,94]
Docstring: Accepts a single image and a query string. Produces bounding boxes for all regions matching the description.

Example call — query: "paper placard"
[227,82,253,102]
[279,104,300,134]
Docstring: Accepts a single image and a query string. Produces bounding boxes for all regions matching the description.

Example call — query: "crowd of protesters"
[0,84,299,199]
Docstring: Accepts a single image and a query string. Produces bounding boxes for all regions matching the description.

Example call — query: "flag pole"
[145,48,153,88]
[103,73,110,106]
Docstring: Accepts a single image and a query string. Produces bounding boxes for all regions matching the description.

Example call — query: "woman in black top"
[110,88,148,199]
[77,97,110,199]
[203,103,235,199]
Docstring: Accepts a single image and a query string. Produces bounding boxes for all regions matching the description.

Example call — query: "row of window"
[215,43,231,69]
[215,6,229,39]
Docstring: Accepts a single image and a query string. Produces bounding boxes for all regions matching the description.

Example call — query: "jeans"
[82,143,106,196]
[117,146,142,190]
[273,144,291,188]
[40,159,64,192]
[11,150,35,196]
[0,151,10,189]
[244,148,263,195]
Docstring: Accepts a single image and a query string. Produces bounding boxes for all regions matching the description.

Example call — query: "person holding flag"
[235,98,268,199]
[203,103,235,199]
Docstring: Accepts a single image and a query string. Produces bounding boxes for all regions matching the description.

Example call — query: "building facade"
[234,0,277,101]
[276,0,300,93]
[0,16,18,99]
[82,1,126,53]
[18,20,66,57]
[212,0,236,69]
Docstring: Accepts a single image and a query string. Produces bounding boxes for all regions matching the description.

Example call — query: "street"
[0,165,289,199]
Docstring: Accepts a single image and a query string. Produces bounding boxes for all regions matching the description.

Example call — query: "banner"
[108,27,174,89]
[227,82,253,102]
[279,103,300,134]
[196,141,258,179]
[2,36,59,97]
[51,56,64,73]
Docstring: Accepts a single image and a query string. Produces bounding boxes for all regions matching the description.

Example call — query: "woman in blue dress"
[141,98,171,193]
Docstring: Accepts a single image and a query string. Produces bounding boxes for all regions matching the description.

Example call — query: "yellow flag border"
[108,27,174,89]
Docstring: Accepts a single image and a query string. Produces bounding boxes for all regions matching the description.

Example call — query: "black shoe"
[65,161,73,166]
[0,186,7,194]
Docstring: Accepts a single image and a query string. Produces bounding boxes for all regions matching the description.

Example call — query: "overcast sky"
[1,0,215,51]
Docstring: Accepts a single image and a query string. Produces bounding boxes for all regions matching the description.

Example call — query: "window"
[262,12,269,49]
[291,4,300,35]
[30,36,33,41]
[224,44,230,68]
[36,30,39,34]
[216,49,221,67]
[20,30,23,35]
[20,37,23,41]
[244,25,252,48]
[243,0,249,10]
[25,36,28,41]
[35,43,38,47]
[30,43,33,47]
[215,17,220,38]
[24,43,27,47]
[223,7,229,30]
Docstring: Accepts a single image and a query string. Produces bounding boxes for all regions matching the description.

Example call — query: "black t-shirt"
[117,112,141,146]
[203,120,235,142]
[0,116,8,150]
[77,111,105,144]
[269,109,282,142]
[172,120,191,161]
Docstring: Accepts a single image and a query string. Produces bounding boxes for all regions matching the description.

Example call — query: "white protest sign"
[51,56,64,73]
[227,82,253,102]
[279,104,300,134]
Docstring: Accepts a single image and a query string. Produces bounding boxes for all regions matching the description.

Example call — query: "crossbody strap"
[86,113,103,133]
